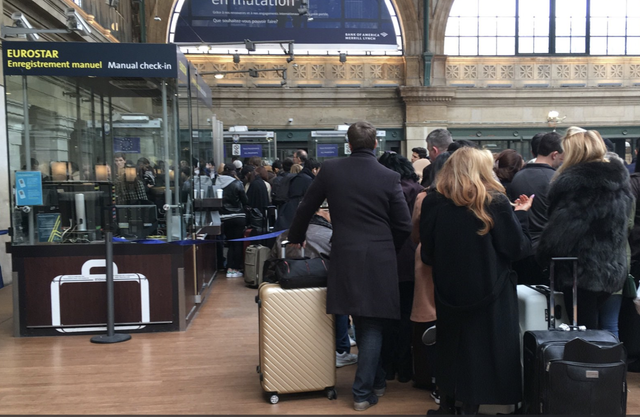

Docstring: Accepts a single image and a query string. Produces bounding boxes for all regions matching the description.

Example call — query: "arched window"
[168,0,403,56]
[445,0,640,56]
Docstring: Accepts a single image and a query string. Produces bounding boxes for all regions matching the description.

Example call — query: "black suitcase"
[522,257,627,415]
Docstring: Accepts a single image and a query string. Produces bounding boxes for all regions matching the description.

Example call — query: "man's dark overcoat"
[288,149,412,320]
[420,191,531,405]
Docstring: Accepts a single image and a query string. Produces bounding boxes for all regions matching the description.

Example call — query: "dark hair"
[411,147,427,159]
[304,157,321,170]
[494,149,524,183]
[530,132,547,157]
[251,165,269,182]
[347,121,377,150]
[222,164,237,177]
[272,159,283,170]
[537,132,563,156]
[426,129,453,152]
[114,152,126,160]
[282,157,294,172]
[428,152,451,185]
[378,152,419,181]
[180,166,191,178]
[602,138,615,152]
[248,156,262,167]
[447,140,478,153]
[294,149,308,163]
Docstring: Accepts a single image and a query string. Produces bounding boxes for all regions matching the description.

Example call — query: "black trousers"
[562,287,610,329]
[222,216,246,270]
[381,281,414,381]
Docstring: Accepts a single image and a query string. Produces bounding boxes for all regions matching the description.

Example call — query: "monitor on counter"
[115,205,158,239]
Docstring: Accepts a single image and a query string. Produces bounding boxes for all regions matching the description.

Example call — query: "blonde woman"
[537,127,633,330]
[420,147,533,415]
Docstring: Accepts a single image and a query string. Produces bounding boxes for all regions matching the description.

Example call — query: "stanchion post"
[91,204,131,344]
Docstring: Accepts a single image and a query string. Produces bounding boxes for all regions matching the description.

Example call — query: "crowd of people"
[282,122,637,414]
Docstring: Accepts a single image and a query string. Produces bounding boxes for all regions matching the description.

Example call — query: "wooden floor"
[1,277,640,415]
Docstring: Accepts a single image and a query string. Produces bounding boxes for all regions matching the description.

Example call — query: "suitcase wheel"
[269,394,279,404]
[326,388,337,400]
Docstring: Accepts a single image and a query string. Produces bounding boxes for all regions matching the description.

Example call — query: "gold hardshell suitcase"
[256,282,337,404]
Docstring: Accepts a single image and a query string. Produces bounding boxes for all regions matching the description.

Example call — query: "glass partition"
[6,75,182,245]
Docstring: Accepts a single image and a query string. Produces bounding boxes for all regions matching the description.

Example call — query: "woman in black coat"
[420,147,532,414]
[275,158,321,231]
[377,152,424,383]
[536,127,633,329]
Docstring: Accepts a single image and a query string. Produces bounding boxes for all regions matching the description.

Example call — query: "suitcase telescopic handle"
[280,240,304,258]
[549,257,578,330]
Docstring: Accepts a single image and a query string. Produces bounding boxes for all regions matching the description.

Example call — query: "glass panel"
[444,37,460,55]
[571,16,586,36]
[478,37,498,55]
[534,16,549,34]
[590,0,609,17]
[556,36,571,53]
[519,0,549,18]
[518,36,535,53]
[479,0,500,16]
[460,37,479,55]
[7,75,180,245]
[446,17,461,36]
[608,37,626,54]
[627,37,640,54]
[453,0,478,17]
[591,17,608,36]
[497,36,516,54]
[591,36,607,54]
[556,17,572,36]
[534,36,549,53]
[556,0,585,18]
[608,17,627,36]
[571,37,586,53]
[459,17,479,36]
[629,1,640,17]
[479,17,497,36]
[493,0,516,17]
[519,18,535,36]
[628,18,640,36]
[497,17,516,36]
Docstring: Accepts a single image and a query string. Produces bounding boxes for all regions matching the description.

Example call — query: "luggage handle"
[280,240,304,259]
[81,259,119,277]
[549,257,580,330]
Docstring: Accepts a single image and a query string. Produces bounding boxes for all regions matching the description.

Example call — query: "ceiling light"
[214,73,224,79]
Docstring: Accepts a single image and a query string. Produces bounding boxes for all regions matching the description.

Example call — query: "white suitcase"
[517,284,568,336]
[50,259,150,333]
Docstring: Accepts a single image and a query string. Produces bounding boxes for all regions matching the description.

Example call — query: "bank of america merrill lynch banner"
[3,41,178,77]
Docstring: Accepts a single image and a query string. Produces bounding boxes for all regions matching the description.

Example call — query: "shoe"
[349,335,357,347]
[225,269,236,278]
[374,386,386,397]
[336,352,357,368]
[422,325,437,346]
[354,400,374,411]
[431,389,441,405]
[427,406,454,415]
[398,374,412,383]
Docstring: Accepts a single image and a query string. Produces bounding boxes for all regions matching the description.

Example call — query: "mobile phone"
[18,179,25,188]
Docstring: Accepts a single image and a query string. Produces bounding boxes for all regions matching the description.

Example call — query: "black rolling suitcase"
[522,257,627,415]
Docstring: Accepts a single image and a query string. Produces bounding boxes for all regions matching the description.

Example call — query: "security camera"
[106,0,119,7]
[288,118,294,123]
[10,12,40,41]
[65,8,92,36]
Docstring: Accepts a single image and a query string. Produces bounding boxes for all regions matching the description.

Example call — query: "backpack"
[273,172,294,205]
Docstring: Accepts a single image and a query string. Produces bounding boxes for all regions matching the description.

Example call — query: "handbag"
[623,274,637,299]
[275,256,329,289]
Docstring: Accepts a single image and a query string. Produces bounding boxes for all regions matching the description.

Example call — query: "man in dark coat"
[509,132,563,284]
[288,121,412,412]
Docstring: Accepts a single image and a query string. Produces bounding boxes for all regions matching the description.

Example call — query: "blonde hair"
[290,163,303,174]
[555,126,607,178]
[436,147,505,235]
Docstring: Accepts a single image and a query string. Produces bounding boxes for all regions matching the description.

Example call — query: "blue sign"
[317,144,339,157]
[114,137,141,153]
[15,171,43,206]
[241,145,263,157]
[4,41,178,77]
[173,0,398,50]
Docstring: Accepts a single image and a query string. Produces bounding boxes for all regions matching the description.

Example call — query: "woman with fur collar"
[536,126,633,329]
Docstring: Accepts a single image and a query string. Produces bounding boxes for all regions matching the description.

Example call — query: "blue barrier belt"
[112,229,285,245]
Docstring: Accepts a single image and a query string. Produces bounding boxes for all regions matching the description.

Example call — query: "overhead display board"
[4,41,178,77]
[171,0,401,53]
